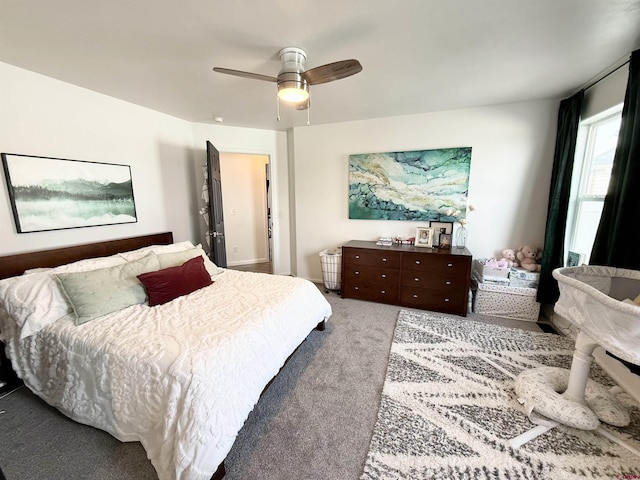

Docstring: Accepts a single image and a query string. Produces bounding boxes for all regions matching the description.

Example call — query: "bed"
[0,232,332,480]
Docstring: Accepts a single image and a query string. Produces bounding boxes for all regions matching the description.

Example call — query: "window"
[566,105,622,264]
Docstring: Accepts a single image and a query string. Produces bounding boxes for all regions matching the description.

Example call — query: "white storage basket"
[319,247,342,292]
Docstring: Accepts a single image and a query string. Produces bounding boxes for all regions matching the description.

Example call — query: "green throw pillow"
[56,252,161,325]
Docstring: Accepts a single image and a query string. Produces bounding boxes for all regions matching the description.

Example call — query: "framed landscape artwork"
[348,147,472,221]
[1,153,137,233]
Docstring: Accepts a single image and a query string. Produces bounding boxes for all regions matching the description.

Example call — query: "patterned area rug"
[361,310,640,479]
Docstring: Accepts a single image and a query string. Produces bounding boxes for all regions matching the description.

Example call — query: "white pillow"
[0,254,127,339]
[118,240,195,262]
[156,245,224,277]
[0,271,72,339]
[52,254,127,273]
[23,267,53,275]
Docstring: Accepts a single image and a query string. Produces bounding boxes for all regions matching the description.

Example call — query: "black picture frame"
[1,153,137,233]
[438,233,452,249]
[429,221,453,247]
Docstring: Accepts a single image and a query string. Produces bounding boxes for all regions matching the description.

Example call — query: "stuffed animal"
[499,248,517,268]
[517,245,541,272]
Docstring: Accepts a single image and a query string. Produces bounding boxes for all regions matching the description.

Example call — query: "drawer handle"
[415,260,421,265]
[354,286,359,290]
[412,294,418,298]
[447,263,453,267]
[445,281,452,285]
[381,274,386,278]
[382,258,387,262]
[414,278,420,282]
[381,290,386,294]
[444,298,450,302]
[355,271,360,275]
[355,255,360,259]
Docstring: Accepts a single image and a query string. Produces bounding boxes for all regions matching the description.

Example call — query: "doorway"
[219,152,272,273]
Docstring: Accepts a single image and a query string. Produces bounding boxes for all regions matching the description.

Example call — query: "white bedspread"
[1,269,332,480]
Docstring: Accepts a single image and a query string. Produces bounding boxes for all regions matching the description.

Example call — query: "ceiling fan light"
[277,80,309,103]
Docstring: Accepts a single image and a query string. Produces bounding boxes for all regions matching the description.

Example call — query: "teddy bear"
[499,248,517,268]
[517,245,541,272]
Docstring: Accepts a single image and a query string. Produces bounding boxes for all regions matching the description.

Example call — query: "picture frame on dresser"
[429,221,453,247]
[415,227,434,248]
[438,233,452,249]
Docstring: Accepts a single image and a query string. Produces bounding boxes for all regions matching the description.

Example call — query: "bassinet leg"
[563,331,599,403]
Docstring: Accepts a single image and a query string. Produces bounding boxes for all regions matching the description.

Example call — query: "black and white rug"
[361,310,640,479]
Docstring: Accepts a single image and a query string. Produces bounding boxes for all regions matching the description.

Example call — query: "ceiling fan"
[213,47,362,123]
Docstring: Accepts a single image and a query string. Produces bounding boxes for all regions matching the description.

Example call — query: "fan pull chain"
[276,94,281,122]
[307,98,310,126]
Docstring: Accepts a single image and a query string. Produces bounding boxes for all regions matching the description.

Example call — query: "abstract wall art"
[2,153,137,233]
[348,147,472,221]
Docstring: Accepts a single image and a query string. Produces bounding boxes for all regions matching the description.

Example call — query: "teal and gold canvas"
[348,147,472,221]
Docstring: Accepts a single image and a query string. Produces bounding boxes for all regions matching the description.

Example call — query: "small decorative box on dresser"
[341,240,473,316]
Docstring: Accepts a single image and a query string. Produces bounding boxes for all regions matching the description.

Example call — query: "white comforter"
[1,269,332,480]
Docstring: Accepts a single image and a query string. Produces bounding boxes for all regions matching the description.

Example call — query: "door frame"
[219,149,277,273]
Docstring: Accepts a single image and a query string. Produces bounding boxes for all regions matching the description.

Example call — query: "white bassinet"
[554,266,640,366]
[510,266,640,454]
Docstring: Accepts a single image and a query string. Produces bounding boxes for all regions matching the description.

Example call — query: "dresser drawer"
[343,248,402,268]
[400,271,464,293]
[344,265,399,287]
[402,252,469,275]
[399,286,466,314]
[342,283,398,304]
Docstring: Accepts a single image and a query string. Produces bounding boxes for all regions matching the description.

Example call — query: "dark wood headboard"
[0,232,174,280]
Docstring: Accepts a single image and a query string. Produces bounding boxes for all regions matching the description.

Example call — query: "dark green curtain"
[590,49,640,269]
[536,90,584,304]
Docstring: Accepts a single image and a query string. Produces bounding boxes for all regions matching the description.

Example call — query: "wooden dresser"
[341,240,472,316]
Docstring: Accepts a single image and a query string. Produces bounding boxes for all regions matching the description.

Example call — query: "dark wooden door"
[206,141,227,268]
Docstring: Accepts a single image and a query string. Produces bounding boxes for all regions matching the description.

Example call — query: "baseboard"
[227,258,269,267]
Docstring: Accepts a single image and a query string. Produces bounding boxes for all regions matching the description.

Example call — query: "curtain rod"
[579,55,631,93]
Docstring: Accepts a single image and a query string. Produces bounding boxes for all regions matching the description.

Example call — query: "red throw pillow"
[137,256,213,306]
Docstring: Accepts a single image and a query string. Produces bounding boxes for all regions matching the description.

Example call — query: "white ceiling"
[1,1,639,131]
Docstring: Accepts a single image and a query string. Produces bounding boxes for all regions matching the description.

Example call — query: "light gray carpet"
[0,291,545,480]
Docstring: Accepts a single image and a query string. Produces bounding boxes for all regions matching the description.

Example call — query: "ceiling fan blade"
[213,67,277,83]
[302,59,362,85]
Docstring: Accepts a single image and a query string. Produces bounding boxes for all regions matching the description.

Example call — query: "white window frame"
[565,104,623,265]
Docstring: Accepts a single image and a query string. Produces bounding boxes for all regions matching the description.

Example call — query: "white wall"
[220,153,269,266]
[291,100,559,282]
[0,62,194,253]
[582,64,628,120]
